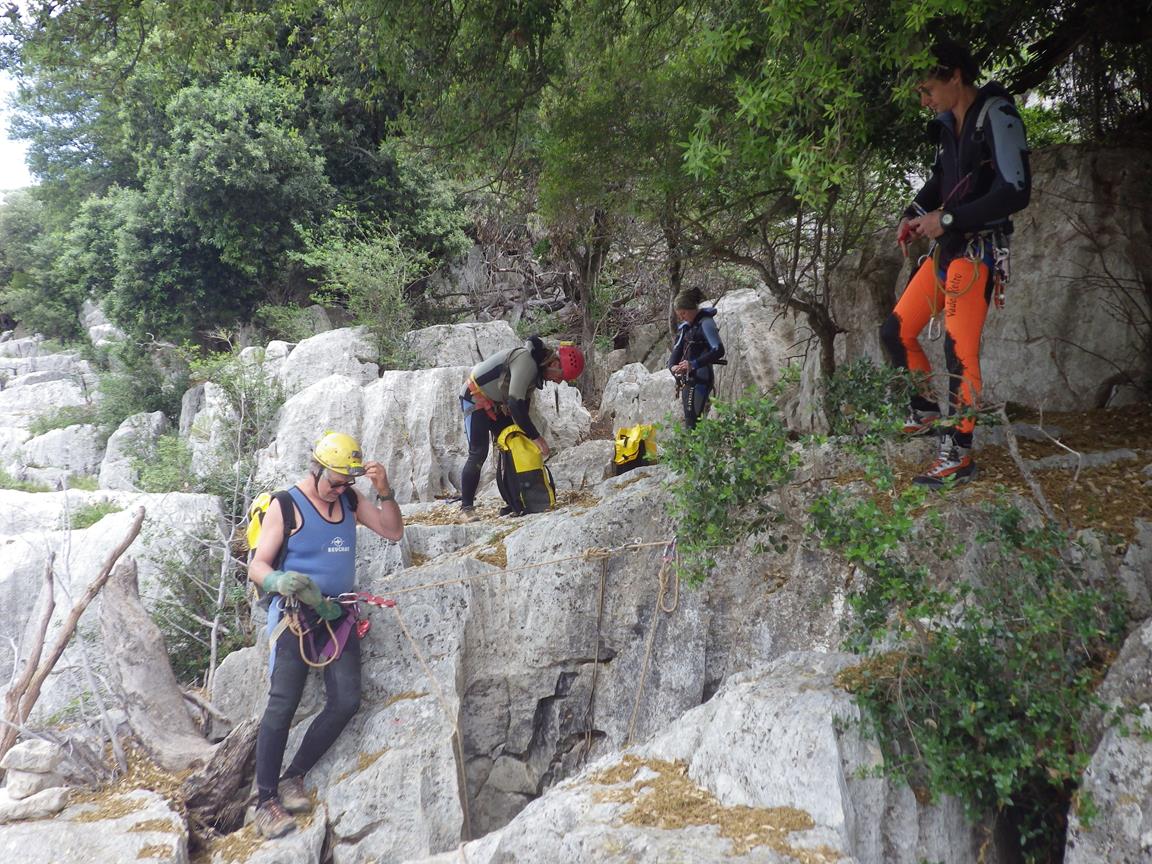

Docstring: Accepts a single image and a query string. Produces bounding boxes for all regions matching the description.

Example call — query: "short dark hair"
[928,38,980,86]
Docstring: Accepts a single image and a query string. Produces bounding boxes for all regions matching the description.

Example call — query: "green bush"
[252,303,315,343]
[28,404,99,437]
[96,342,186,434]
[299,211,431,370]
[66,474,100,491]
[0,467,52,493]
[147,517,254,686]
[67,500,123,529]
[821,357,911,439]
[135,434,195,493]
[660,389,799,583]
[812,479,1127,861]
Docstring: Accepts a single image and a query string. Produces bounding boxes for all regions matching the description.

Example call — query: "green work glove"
[295,580,326,609]
[314,599,344,621]
[263,570,313,598]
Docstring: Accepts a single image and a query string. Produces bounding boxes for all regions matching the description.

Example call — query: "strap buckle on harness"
[466,375,503,422]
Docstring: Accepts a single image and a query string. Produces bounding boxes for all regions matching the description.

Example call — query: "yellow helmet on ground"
[312,431,367,476]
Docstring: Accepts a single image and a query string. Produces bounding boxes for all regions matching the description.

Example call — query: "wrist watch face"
[940,211,954,228]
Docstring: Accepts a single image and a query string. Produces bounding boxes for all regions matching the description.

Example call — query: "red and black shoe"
[902,407,941,437]
[914,435,975,487]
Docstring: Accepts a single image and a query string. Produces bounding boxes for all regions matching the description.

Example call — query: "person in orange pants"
[880,37,1030,486]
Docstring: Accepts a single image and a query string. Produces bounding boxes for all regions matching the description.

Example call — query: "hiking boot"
[902,408,941,437]
[254,797,297,839]
[913,435,975,487]
[279,775,312,814]
[459,506,482,523]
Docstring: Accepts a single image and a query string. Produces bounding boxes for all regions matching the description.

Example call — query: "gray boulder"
[598,362,678,430]
[19,424,104,485]
[99,411,170,491]
[0,788,187,862]
[405,321,521,369]
[279,327,379,397]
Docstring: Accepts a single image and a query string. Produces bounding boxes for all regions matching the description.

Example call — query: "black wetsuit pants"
[682,379,713,429]
[255,623,362,802]
[460,396,513,507]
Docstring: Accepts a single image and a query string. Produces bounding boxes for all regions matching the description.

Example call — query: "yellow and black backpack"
[494,425,556,515]
[612,424,657,475]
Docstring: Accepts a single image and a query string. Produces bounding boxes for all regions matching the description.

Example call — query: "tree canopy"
[0,0,1147,348]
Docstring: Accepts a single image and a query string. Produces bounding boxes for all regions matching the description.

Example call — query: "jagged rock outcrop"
[18,424,104,487]
[1066,614,1152,864]
[405,320,521,368]
[417,652,1008,864]
[0,490,226,721]
[99,411,169,491]
[278,328,380,397]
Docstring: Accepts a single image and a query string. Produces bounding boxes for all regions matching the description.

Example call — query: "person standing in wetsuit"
[458,337,584,521]
[880,38,1031,486]
[668,287,725,429]
[248,432,403,839]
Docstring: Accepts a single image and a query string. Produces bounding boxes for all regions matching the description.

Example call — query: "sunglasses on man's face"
[326,474,357,491]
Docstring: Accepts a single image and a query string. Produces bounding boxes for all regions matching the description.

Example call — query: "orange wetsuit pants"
[880,248,994,448]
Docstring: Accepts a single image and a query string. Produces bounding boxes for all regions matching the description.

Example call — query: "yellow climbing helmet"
[312,431,367,476]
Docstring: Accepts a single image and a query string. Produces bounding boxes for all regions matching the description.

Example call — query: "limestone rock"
[19,423,104,482]
[0,740,63,773]
[598,362,678,429]
[278,327,379,397]
[0,379,92,430]
[710,288,804,405]
[1116,521,1152,620]
[419,652,1006,864]
[0,786,69,823]
[99,411,170,491]
[546,439,614,493]
[253,374,366,490]
[1066,707,1152,864]
[4,770,63,801]
[0,492,226,721]
[0,788,186,862]
[80,299,126,347]
[405,321,521,369]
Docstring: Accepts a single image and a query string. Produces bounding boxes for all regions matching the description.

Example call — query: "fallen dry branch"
[996,407,1058,523]
[0,507,146,765]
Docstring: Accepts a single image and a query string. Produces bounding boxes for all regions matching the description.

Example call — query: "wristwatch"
[375,490,396,504]
[940,210,955,229]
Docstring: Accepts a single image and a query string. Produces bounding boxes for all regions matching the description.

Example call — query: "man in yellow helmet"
[247,431,403,839]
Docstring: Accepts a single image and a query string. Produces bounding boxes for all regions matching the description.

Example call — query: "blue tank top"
[266,485,358,643]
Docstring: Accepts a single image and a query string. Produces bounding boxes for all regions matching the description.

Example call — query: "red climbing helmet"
[557,343,585,381]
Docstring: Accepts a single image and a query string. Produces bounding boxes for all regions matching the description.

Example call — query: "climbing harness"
[269,591,397,668]
[465,374,504,422]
